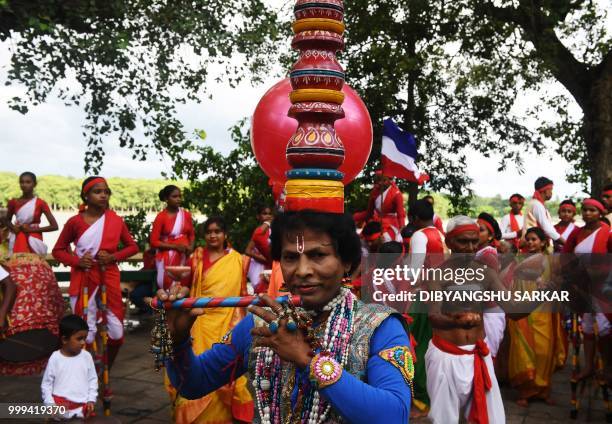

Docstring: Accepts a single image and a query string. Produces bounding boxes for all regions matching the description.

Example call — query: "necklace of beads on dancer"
[253,287,355,424]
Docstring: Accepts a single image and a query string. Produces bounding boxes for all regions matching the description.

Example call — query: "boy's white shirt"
[41,349,98,407]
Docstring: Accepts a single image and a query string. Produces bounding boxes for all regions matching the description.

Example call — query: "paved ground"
[1,315,609,423]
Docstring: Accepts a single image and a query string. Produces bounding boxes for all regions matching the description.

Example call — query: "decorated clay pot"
[286,119,345,169]
[294,0,344,21]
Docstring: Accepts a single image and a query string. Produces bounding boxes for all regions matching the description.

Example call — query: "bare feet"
[516,398,528,407]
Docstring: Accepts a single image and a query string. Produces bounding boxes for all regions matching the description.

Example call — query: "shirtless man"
[425,216,557,424]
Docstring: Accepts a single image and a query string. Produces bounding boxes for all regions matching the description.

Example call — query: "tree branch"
[481,0,591,108]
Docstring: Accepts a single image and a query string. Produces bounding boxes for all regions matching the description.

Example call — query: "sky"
[0,33,589,201]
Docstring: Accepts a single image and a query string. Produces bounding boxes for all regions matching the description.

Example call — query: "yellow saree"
[508,255,567,399]
[165,247,253,424]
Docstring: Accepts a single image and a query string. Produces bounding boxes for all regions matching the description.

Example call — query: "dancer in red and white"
[6,172,58,255]
[244,205,273,293]
[52,177,138,369]
[364,170,406,230]
[407,199,446,272]
[563,198,611,382]
[499,193,524,249]
[553,199,577,252]
[476,212,505,360]
[150,185,195,290]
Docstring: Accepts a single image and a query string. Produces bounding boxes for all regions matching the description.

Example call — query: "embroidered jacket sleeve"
[319,315,411,423]
[165,314,253,399]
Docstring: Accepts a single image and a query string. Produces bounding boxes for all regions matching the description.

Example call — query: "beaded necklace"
[253,287,356,424]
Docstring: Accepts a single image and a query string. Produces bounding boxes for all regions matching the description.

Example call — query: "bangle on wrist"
[309,353,342,389]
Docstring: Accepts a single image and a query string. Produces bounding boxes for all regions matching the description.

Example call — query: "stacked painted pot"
[284,0,346,213]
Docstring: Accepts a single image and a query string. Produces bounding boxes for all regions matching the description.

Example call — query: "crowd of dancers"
[0,170,610,423]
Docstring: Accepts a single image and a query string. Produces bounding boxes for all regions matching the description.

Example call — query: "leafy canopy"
[2,0,282,173]
[343,0,609,202]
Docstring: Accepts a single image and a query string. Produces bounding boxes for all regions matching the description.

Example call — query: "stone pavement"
[1,317,609,423]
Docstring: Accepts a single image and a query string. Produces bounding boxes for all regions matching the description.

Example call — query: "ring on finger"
[286,318,297,332]
[269,320,280,334]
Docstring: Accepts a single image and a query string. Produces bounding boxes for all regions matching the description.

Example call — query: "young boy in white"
[41,314,98,419]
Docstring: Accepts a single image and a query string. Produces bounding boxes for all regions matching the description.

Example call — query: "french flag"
[381,118,429,185]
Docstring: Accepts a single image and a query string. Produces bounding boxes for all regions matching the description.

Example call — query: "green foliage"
[2,0,283,173]
[0,172,184,211]
[173,119,273,250]
[4,0,609,220]
[337,0,610,202]
[471,195,569,220]
[471,195,508,218]
[122,209,151,250]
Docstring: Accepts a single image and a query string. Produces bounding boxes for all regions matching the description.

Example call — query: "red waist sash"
[432,335,492,424]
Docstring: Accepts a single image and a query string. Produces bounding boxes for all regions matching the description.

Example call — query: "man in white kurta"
[523,177,563,250]
[499,193,524,249]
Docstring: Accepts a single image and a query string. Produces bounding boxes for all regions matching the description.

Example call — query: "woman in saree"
[244,205,274,294]
[150,185,195,290]
[7,172,58,256]
[157,211,413,423]
[165,216,253,424]
[52,176,139,371]
[508,227,567,406]
[562,199,611,383]
[1,173,62,375]
[0,253,64,376]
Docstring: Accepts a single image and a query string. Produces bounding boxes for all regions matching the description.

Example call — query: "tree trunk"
[584,55,612,196]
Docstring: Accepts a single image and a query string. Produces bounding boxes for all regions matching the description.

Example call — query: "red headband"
[603,190,612,197]
[79,177,108,212]
[537,183,553,192]
[582,198,605,214]
[446,224,479,240]
[82,177,107,195]
[477,219,495,237]
[509,195,523,202]
[559,204,576,212]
